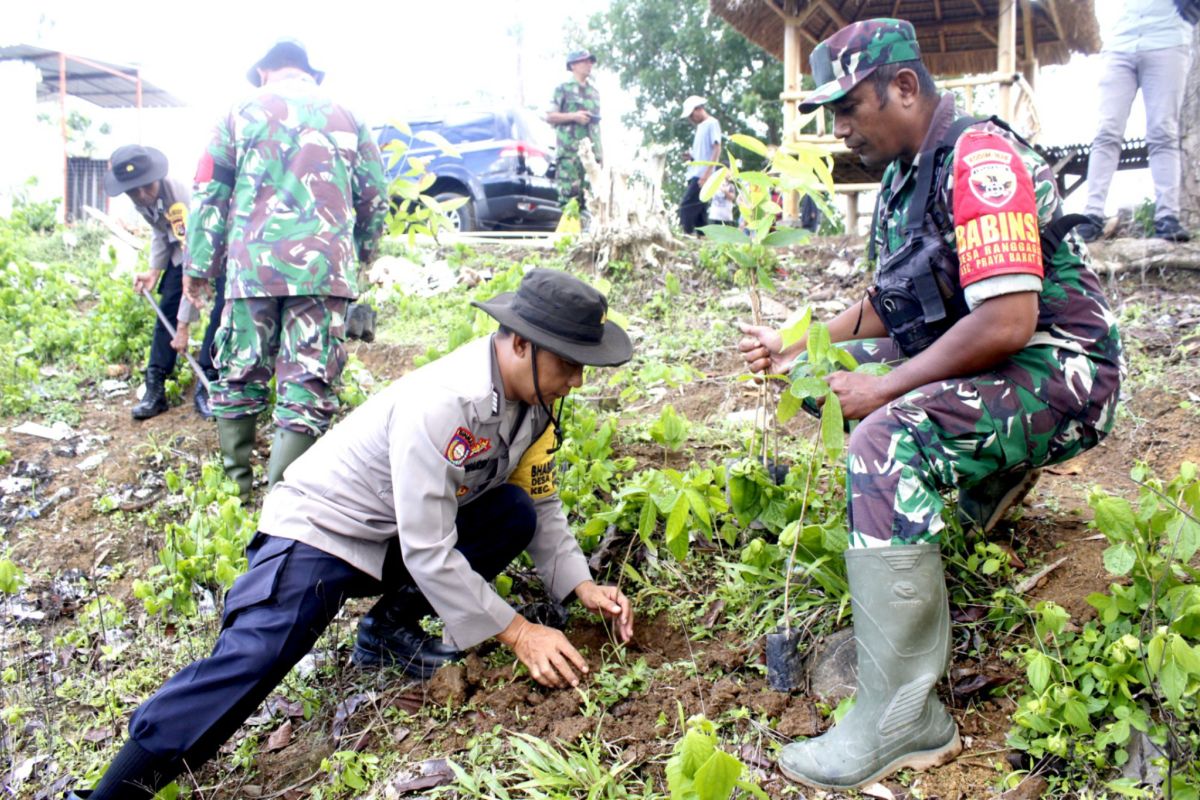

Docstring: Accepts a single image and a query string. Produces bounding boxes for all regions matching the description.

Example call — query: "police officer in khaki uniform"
[70,269,636,800]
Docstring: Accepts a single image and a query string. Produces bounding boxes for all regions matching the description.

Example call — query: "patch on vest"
[443,427,491,467]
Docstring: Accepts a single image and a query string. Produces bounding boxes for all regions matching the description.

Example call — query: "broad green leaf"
[807,321,832,365]
[1164,515,1200,564]
[665,499,691,561]
[0,559,22,595]
[729,133,769,157]
[777,390,801,422]
[692,750,742,800]
[1158,660,1186,708]
[1028,651,1052,693]
[761,227,811,248]
[637,500,657,546]
[1093,495,1136,540]
[1169,633,1200,675]
[697,224,746,244]
[778,306,812,350]
[685,488,712,529]
[1103,543,1137,577]
[789,376,828,399]
[821,391,845,460]
[699,167,728,202]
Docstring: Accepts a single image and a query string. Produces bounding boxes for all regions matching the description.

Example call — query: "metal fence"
[66,157,108,223]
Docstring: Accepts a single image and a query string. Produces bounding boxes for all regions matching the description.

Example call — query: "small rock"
[12,421,75,441]
[828,258,855,278]
[76,453,106,472]
[100,380,129,398]
[105,364,130,378]
[0,477,34,494]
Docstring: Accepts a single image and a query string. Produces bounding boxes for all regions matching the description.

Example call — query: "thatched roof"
[710,0,1101,76]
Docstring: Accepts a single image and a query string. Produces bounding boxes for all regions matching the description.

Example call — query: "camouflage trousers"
[211,296,349,436]
[557,153,585,205]
[840,338,1112,548]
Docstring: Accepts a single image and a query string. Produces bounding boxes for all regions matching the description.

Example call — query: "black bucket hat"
[105,144,168,197]
[473,269,632,367]
[247,39,325,87]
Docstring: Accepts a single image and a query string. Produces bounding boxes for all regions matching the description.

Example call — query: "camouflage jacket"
[551,79,602,164]
[186,74,389,300]
[871,94,1124,430]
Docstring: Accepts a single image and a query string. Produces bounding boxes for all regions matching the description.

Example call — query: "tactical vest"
[867,116,1087,357]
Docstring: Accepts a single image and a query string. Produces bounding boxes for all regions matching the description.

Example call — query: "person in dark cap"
[736,17,1122,791]
[546,49,602,209]
[105,145,224,419]
[68,268,636,800]
[182,37,389,499]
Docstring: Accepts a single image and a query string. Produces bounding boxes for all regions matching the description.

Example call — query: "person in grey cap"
[66,268,636,800]
[546,49,602,208]
[181,38,389,500]
[105,145,224,420]
[737,16,1121,792]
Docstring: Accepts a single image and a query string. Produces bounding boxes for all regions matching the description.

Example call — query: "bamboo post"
[998,0,1018,120]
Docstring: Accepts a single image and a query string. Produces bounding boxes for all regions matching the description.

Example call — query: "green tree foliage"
[587,0,783,192]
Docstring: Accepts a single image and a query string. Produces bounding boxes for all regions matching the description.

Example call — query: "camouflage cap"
[799,18,922,113]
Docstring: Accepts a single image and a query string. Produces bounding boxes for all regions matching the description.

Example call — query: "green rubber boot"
[778,543,961,790]
[216,416,257,499]
[267,429,318,488]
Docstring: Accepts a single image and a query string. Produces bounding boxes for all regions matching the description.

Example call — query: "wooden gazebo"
[710,0,1102,226]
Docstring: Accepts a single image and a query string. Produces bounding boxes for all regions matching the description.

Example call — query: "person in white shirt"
[1077,0,1194,242]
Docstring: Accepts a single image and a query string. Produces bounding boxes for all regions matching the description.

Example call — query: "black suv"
[377,107,561,232]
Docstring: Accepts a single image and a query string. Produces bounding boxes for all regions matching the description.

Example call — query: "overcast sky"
[1,0,1153,221]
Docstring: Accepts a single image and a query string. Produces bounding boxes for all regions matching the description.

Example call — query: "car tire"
[435,191,478,233]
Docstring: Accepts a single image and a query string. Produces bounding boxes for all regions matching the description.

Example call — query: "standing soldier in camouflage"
[183,39,389,498]
[738,19,1122,791]
[546,50,602,209]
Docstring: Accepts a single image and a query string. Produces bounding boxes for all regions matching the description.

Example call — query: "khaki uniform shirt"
[259,335,592,649]
[135,176,199,323]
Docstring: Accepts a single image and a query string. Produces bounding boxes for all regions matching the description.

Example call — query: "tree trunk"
[1179,24,1200,228]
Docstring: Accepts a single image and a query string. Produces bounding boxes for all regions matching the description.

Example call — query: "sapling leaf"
[777,390,801,422]
[692,749,742,800]
[1103,543,1136,577]
[821,391,845,460]
[778,306,812,350]
[700,167,728,202]
[698,224,746,244]
[637,500,657,545]
[1093,495,1136,540]
[729,133,769,157]
[761,228,810,247]
[789,376,828,399]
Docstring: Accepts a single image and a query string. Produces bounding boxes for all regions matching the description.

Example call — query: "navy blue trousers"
[146,268,226,379]
[95,485,535,798]
[146,267,183,378]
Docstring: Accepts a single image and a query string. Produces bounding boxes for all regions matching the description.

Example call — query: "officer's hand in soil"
[133,269,161,295]
[171,321,190,353]
[574,580,634,643]
[826,370,894,420]
[737,322,790,375]
[182,275,210,311]
[499,615,589,689]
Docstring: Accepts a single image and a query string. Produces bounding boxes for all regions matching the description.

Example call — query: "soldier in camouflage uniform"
[738,19,1122,791]
[183,39,389,498]
[546,50,602,208]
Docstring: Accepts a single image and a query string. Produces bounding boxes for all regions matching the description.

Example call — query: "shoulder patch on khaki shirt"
[508,424,557,499]
[443,426,491,467]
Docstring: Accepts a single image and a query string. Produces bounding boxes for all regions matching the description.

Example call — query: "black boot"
[193,372,216,419]
[352,585,463,678]
[131,370,168,420]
